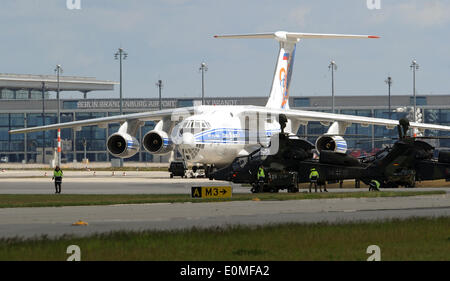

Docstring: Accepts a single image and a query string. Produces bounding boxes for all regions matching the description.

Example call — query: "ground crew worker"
[309,168,320,193]
[256,165,266,192]
[369,179,381,191]
[52,166,63,194]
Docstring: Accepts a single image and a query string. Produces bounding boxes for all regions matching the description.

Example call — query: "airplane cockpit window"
[180,120,211,133]
[182,121,193,128]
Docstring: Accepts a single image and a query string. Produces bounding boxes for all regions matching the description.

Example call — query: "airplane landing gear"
[206,165,216,180]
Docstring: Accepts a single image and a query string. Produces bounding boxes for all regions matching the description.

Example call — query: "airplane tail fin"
[214,32,379,110]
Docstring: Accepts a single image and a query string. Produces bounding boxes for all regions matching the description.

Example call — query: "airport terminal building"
[1,74,449,163]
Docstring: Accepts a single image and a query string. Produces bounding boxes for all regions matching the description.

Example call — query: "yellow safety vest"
[257,168,265,179]
[371,180,380,188]
[309,170,319,179]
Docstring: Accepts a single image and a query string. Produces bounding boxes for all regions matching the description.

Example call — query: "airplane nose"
[181,132,195,148]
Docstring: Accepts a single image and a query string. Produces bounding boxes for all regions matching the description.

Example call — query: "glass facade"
[63,101,78,109]
[75,112,106,151]
[0,113,26,162]
[1,89,14,99]
[424,109,450,148]
[16,90,29,99]
[0,88,50,100]
[178,99,193,107]
[0,110,156,163]
[410,96,427,106]
[296,107,450,157]
[372,109,406,151]
[340,110,373,155]
[140,121,156,162]
[293,98,310,107]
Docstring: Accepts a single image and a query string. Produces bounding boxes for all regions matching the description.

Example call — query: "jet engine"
[107,132,140,158]
[143,130,174,155]
[315,135,347,154]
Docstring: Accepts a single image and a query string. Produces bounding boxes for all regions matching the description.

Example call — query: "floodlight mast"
[199,62,208,105]
[114,48,128,167]
[156,80,163,110]
[410,59,419,123]
[329,60,337,114]
[385,76,393,120]
[54,64,63,167]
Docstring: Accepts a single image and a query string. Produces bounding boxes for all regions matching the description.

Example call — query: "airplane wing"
[10,105,450,135]
[8,107,197,134]
[244,106,450,132]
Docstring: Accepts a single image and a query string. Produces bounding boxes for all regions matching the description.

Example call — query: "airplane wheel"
[269,187,278,193]
[208,166,216,180]
[257,184,265,193]
[289,184,299,193]
[170,174,173,178]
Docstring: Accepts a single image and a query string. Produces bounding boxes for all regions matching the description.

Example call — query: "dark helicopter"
[210,115,450,192]
[359,118,450,188]
[210,114,365,192]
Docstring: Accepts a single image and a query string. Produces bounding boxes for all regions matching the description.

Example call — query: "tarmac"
[0,194,448,239]
[0,170,248,194]
[0,170,449,238]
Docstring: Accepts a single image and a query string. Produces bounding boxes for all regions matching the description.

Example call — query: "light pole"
[410,59,419,122]
[114,48,128,116]
[41,82,46,164]
[114,48,128,167]
[156,80,163,110]
[155,79,164,163]
[82,137,87,164]
[199,62,208,105]
[384,76,393,119]
[54,65,63,167]
[328,60,337,114]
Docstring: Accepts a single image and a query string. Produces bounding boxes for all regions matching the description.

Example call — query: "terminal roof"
[0,73,118,92]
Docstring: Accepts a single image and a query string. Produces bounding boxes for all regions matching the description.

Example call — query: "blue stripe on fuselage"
[192,128,280,144]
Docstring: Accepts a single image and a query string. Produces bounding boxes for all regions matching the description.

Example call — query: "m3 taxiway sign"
[191,186,232,199]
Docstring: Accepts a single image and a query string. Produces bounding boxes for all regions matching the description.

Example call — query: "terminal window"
[1,89,14,99]
[410,96,427,106]
[178,99,193,107]
[293,98,310,107]
[63,101,78,109]
[15,90,29,99]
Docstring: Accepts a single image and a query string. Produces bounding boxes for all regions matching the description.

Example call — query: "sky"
[1,0,450,100]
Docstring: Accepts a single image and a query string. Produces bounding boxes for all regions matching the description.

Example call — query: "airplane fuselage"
[170,106,282,166]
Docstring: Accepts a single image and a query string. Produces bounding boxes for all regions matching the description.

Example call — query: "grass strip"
[0,190,444,208]
[0,217,448,261]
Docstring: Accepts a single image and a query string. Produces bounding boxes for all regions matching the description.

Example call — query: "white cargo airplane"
[10,31,450,170]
